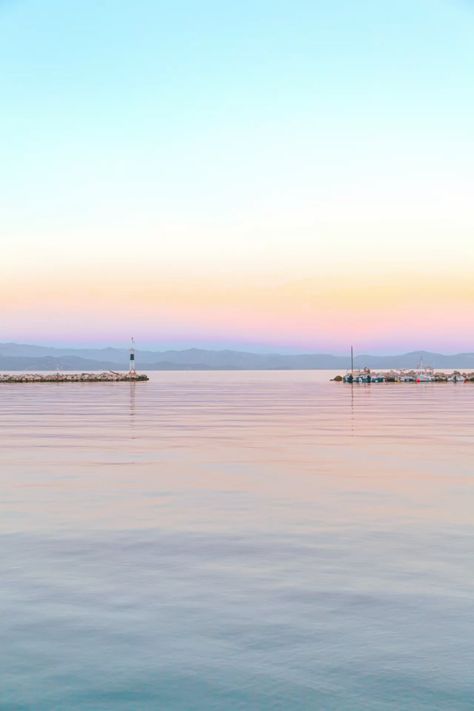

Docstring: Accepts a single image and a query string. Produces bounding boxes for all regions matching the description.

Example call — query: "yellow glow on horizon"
[2,260,472,350]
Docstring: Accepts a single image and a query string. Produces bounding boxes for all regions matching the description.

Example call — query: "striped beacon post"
[129,337,136,377]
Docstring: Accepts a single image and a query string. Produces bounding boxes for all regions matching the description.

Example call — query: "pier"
[0,338,151,383]
[0,372,149,383]
[333,369,473,384]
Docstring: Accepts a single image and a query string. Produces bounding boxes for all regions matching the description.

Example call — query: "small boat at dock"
[343,368,385,383]
[337,368,473,384]
[448,371,465,383]
[336,347,473,384]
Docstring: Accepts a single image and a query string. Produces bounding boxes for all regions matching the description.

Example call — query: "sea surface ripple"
[0,371,473,710]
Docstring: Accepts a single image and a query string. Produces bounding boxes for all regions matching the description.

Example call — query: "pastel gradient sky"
[1,0,473,353]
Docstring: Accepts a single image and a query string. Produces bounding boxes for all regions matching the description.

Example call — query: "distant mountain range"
[0,343,473,371]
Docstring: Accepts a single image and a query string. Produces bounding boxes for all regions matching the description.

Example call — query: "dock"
[333,369,473,384]
[0,372,149,383]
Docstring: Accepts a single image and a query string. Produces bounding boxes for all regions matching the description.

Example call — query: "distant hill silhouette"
[0,343,473,371]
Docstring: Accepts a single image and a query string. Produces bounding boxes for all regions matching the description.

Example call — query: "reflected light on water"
[0,372,473,710]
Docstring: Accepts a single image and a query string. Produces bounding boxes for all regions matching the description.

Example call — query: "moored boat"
[343,368,384,383]
[415,371,434,383]
[448,371,465,383]
[370,373,385,383]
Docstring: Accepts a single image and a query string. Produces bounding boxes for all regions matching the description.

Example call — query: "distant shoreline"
[1,344,474,371]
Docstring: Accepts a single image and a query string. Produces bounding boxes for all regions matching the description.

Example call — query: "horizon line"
[1,341,473,358]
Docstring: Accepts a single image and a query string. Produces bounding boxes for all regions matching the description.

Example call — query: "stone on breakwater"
[0,372,149,383]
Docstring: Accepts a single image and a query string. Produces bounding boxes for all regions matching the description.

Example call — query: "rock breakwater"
[0,372,149,383]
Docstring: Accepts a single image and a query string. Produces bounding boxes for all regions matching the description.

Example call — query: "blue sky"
[1,0,473,352]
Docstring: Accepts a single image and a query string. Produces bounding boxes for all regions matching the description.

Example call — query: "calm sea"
[0,371,473,710]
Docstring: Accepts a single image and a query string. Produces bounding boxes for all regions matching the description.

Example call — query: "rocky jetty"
[0,372,149,383]
[333,369,474,384]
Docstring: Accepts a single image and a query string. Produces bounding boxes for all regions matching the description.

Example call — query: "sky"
[1,0,473,353]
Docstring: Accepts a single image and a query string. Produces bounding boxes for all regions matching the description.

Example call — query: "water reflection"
[0,372,473,709]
